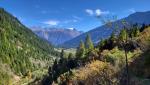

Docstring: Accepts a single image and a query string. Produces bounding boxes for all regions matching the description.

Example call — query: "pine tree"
[76,40,85,59]
[109,31,116,49]
[131,24,140,38]
[60,49,65,59]
[98,39,106,51]
[119,29,128,43]
[59,49,66,64]
[140,24,146,32]
[85,34,94,51]
[110,31,116,42]
[130,29,135,38]
[68,53,73,59]
[134,27,140,37]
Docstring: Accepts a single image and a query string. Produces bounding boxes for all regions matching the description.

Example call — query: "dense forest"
[42,24,150,85]
[0,8,59,85]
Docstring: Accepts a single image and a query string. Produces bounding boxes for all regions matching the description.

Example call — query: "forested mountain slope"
[0,8,59,84]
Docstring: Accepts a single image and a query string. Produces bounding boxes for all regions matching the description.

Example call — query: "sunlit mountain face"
[31,27,83,45]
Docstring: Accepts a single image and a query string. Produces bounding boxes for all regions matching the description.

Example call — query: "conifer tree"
[60,49,65,59]
[76,40,85,59]
[68,53,73,59]
[98,39,106,51]
[140,24,146,32]
[131,24,140,38]
[119,29,128,43]
[134,27,140,37]
[85,34,94,51]
[110,31,116,42]
[59,49,66,64]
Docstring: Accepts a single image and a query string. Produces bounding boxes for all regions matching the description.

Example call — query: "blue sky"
[0,0,150,32]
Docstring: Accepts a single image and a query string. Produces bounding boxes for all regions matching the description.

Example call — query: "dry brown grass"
[137,27,150,50]
[72,60,108,80]
[71,60,118,85]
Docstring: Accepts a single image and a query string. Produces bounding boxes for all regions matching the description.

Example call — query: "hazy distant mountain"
[31,27,83,45]
[61,11,150,48]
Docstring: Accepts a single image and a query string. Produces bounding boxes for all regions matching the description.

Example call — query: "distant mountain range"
[31,27,83,45]
[61,11,150,48]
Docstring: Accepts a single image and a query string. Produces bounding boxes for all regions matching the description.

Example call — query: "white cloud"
[85,9,94,16]
[85,9,110,16]
[95,9,110,16]
[43,18,79,26]
[63,19,78,24]
[43,20,59,26]
[95,9,102,16]
[68,27,74,30]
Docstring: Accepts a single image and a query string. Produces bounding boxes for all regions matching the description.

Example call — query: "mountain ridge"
[61,11,150,48]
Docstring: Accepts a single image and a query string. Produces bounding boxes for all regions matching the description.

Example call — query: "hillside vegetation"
[43,25,150,85]
[0,8,59,85]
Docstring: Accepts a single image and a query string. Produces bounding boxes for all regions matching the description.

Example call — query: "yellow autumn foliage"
[72,60,114,81]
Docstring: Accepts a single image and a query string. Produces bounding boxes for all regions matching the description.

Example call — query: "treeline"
[43,24,150,85]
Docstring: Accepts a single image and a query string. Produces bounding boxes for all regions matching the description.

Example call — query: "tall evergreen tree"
[59,49,66,65]
[76,40,85,59]
[85,34,94,51]
[119,29,128,43]
[134,27,140,37]
[140,24,146,32]
[110,31,116,42]
[131,24,140,38]
[68,53,73,59]
[60,49,65,59]
[98,39,106,51]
